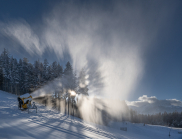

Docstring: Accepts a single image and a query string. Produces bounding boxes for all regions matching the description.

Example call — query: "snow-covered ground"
[0,91,182,139]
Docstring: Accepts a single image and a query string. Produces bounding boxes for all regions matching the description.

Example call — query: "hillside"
[0,91,182,139]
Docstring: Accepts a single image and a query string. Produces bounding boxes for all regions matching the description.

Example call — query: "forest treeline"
[130,109,182,128]
[0,48,88,96]
[0,48,181,128]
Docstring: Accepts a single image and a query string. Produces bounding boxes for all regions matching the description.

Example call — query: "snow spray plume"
[0,1,175,124]
[77,96,130,125]
[31,78,63,98]
[42,1,144,99]
[0,1,153,99]
[31,78,62,108]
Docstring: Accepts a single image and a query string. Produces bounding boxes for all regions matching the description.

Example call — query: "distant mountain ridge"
[128,104,182,114]
[127,95,182,114]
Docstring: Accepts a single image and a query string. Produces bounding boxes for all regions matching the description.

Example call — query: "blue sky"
[131,3,182,101]
[0,0,182,101]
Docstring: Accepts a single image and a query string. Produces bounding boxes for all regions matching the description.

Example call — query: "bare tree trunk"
[65,99,66,115]
[72,101,74,116]
[11,85,12,94]
[45,96,47,106]
[59,98,60,112]
[16,85,17,95]
[68,98,69,115]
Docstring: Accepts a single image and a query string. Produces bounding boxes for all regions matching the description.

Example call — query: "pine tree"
[78,68,89,95]
[57,63,63,78]
[34,60,40,87]
[0,67,3,90]
[52,61,58,78]
[22,58,29,93]
[1,48,10,91]
[9,57,15,93]
[43,59,49,82]
[63,61,77,90]
[64,62,73,76]
[18,59,24,95]
[47,65,52,81]
[0,55,3,90]
[27,63,34,92]
[39,62,44,84]
[12,58,20,95]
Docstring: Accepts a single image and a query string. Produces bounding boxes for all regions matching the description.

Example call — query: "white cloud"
[128,95,182,107]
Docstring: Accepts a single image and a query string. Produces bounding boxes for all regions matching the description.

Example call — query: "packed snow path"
[0,91,182,139]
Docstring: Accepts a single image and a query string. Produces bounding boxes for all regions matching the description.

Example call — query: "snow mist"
[1,1,147,100]
[0,1,169,124]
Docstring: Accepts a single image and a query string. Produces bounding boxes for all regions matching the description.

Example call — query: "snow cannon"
[17,93,37,113]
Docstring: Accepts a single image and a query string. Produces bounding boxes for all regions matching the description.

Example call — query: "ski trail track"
[1,91,182,139]
[0,91,122,139]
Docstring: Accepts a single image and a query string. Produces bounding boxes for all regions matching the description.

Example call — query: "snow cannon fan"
[17,93,37,113]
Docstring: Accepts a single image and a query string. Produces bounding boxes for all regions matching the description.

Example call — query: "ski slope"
[0,91,182,139]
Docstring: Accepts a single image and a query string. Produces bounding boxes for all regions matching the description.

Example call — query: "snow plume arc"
[0,1,170,100]
[77,96,130,125]
[31,78,63,98]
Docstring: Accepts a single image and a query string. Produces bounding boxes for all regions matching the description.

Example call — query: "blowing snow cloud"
[0,1,173,100]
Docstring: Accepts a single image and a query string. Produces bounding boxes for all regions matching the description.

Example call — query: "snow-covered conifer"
[78,68,89,96]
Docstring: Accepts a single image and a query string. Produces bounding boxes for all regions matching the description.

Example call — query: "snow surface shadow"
[7,105,117,138]
[27,117,120,139]
[20,107,119,138]
[25,105,119,139]
[0,92,121,139]
[28,120,92,138]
